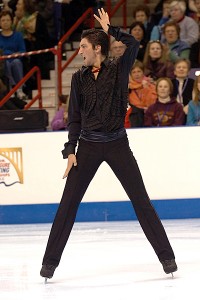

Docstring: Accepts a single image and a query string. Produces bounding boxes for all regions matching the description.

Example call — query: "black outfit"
[172,77,194,106]
[42,26,175,268]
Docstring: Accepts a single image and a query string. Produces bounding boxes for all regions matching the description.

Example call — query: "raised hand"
[94,8,110,33]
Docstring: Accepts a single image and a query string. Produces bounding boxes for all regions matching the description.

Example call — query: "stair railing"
[57,7,94,97]
[0,48,56,109]
[56,0,127,96]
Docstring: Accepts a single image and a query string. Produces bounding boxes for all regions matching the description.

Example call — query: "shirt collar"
[82,58,110,75]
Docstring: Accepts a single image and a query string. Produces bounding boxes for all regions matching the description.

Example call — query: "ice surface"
[0,219,200,300]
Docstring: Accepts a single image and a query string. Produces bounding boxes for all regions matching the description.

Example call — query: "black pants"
[42,135,175,267]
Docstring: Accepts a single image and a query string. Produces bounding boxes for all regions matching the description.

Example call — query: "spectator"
[151,0,171,26]
[190,0,200,33]
[125,61,157,128]
[0,10,26,98]
[33,0,57,46]
[186,74,200,125]
[0,48,26,110]
[168,1,199,46]
[162,21,190,62]
[143,40,175,81]
[7,0,18,13]
[189,0,200,65]
[169,1,199,67]
[110,39,126,58]
[132,4,155,41]
[13,0,51,79]
[144,77,185,127]
[51,95,69,131]
[129,21,147,62]
[188,0,199,12]
[171,58,194,114]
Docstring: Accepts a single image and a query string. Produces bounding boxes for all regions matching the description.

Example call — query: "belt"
[80,128,126,142]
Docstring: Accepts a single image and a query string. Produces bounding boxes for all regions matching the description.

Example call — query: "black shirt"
[62,25,139,158]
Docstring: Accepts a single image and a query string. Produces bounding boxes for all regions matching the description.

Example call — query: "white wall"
[1,126,200,205]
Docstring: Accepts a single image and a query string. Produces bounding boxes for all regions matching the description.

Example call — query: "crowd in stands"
[0,0,199,130]
[121,0,200,128]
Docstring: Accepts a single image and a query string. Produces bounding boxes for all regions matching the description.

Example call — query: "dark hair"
[23,0,36,14]
[133,4,150,19]
[81,29,109,57]
[0,10,13,22]
[129,21,145,36]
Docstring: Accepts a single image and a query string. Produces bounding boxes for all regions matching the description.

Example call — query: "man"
[40,8,177,280]
[110,39,126,58]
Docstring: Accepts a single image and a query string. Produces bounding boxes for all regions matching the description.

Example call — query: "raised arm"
[94,8,110,33]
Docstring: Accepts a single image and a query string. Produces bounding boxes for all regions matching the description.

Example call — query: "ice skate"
[160,259,177,277]
[40,264,56,283]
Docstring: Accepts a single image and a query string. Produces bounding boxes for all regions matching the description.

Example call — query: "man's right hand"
[63,154,77,179]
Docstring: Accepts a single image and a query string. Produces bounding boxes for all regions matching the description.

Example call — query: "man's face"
[79,38,98,67]
[110,41,126,58]
[174,61,189,78]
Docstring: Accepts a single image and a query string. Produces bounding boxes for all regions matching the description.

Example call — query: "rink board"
[1,127,200,224]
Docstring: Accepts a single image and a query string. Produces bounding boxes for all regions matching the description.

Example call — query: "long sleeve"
[108,25,140,80]
[62,74,81,158]
[186,100,199,125]
[62,26,140,159]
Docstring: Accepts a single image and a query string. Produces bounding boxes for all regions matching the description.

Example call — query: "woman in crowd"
[144,77,185,127]
[125,61,157,128]
[13,0,50,79]
[143,40,174,81]
[162,21,190,63]
[186,75,200,125]
[0,10,26,98]
[132,4,155,41]
[171,58,194,115]
[129,21,147,62]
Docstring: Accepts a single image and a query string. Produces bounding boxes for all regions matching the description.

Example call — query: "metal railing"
[0,0,127,109]
[0,48,56,109]
[57,0,127,96]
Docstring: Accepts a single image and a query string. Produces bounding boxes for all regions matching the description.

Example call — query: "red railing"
[0,47,57,109]
[107,0,127,29]
[0,0,127,109]
[57,7,94,96]
[0,66,42,109]
[57,0,127,96]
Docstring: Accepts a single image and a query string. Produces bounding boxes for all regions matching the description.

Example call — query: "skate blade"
[45,278,48,284]
[171,273,174,279]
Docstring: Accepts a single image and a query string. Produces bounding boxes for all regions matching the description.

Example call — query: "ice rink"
[1,219,200,300]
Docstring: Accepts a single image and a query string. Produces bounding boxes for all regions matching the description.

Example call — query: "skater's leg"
[105,136,175,261]
[42,140,103,268]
